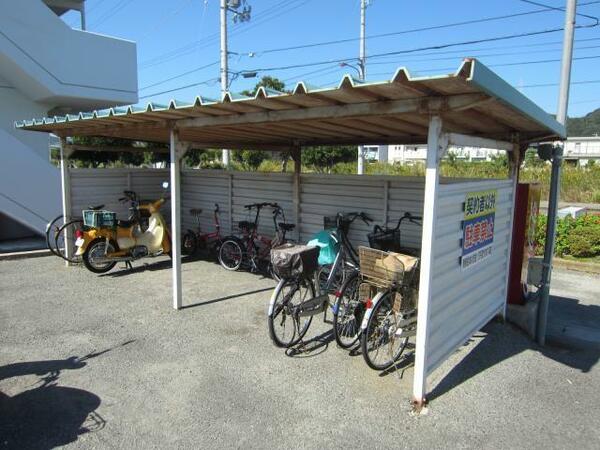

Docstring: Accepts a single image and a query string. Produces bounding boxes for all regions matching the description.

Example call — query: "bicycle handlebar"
[244,202,280,210]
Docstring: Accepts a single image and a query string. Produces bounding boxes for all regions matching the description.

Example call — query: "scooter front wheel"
[83,239,117,274]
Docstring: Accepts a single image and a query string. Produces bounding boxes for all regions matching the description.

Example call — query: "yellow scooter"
[75,182,172,273]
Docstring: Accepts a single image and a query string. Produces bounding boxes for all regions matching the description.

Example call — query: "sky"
[60,0,600,117]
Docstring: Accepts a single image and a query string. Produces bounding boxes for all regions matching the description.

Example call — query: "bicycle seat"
[117,219,135,228]
[87,204,105,211]
[189,208,203,216]
[238,220,255,231]
[279,223,296,232]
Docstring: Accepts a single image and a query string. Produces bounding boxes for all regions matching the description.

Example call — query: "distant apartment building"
[363,144,502,164]
[0,0,137,240]
[563,136,600,166]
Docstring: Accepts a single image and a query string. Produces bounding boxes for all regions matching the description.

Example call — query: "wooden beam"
[176,93,488,129]
[445,133,514,152]
[65,144,169,153]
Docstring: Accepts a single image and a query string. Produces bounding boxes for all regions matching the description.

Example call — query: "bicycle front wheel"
[268,277,315,348]
[360,291,409,371]
[55,219,84,263]
[332,272,363,349]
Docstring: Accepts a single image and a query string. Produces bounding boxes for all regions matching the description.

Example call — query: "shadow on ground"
[428,318,600,402]
[0,342,133,449]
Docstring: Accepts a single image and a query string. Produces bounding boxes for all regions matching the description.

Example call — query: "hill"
[567,108,600,136]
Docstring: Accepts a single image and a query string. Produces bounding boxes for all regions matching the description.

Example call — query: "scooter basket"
[83,210,117,229]
[271,243,319,279]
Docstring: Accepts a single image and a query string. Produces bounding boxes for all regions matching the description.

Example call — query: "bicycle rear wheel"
[46,214,64,256]
[332,272,363,349]
[360,291,409,371]
[268,277,315,348]
[55,219,84,263]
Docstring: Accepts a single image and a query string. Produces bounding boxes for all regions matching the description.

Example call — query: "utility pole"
[220,0,230,167]
[536,0,576,345]
[220,0,251,167]
[357,0,368,175]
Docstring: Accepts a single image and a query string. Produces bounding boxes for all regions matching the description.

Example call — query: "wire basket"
[359,246,405,288]
[367,228,401,252]
[82,210,117,229]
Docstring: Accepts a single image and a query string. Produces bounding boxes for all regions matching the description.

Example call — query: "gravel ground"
[1,256,599,449]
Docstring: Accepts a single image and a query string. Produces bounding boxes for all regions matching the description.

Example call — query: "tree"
[184,148,223,168]
[69,136,168,168]
[567,107,600,136]
[232,149,269,170]
[302,145,357,173]
[523,147,545,168]
[240,76,287,97]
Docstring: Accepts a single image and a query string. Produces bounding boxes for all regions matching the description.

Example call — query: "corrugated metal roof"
[16,59,566,149]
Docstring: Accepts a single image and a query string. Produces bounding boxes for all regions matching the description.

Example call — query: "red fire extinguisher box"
[508,183,541,305]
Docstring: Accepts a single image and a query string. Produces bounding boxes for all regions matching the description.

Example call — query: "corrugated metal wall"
[425,178,514,374]
[299,174,425,249]
[70,168,170,220]
[69,169,426,251]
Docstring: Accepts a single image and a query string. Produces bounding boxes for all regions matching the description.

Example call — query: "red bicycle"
[182,203,223,258]
[218,202,294,278]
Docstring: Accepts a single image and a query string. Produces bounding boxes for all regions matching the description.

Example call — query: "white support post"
[228,173,233,235]
[59,138,73,267]
[170,130,184,310]
[292,147,302,240]
[412,116,445,408]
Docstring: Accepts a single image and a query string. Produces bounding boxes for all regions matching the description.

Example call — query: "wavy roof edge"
[15,59,566,140]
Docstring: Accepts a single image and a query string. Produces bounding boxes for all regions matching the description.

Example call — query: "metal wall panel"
[300,174,425,249]
[181,170,231,235]
[425,178,514,374]
[69,168,169,221]
[70,169,426,251]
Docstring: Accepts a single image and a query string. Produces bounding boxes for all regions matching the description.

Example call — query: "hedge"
[535,214,600,258]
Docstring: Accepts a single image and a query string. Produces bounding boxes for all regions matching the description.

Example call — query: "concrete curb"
[553,257,600,275]
[0,249,53,261]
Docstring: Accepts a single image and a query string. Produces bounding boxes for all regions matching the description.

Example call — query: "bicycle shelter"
[17,58,565,406]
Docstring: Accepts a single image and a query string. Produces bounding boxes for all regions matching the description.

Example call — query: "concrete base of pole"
[507,299,539,339]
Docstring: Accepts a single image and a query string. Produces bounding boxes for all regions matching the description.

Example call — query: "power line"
[138,0,307,70]
[236,0,600,56]
[139,61,220,91]
[91,0,136,28]
[235,27,575,74]
[138,77,220,100]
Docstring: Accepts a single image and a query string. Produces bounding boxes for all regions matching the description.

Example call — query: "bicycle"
[218,202,294,278]
[267,212,373,348]
[358,246,421,370]
[332,212,422,349]
[182,203,223,258]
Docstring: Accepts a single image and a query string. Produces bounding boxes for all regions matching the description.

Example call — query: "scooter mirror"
[162,181,169,189]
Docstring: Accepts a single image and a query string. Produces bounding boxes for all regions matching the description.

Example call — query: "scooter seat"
[279,223,296,232]
[118,219,135,228]
[88,204,105,211]
[190,208,203,216]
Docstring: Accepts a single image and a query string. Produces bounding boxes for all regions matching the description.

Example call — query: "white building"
[563,136,600,166]
[364,144,502,164]
[0,0,137,240]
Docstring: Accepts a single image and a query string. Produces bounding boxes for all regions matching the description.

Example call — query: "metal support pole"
[220,0,230,167]
[80,1,86,30]
[59,138,73,267]
[291,147,301,241]
[170,130,183,310]
[412,116,444,408]
[536,0,575,345]
[357,0,367,174]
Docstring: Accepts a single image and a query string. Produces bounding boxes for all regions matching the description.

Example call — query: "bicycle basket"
[359,246,418,288]
[271,243,319,279]
[82,210,117,229]
[367,227,401,252]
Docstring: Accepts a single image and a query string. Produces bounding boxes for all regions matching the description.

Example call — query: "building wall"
[563,137,600,165]
[0,0,138,238]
